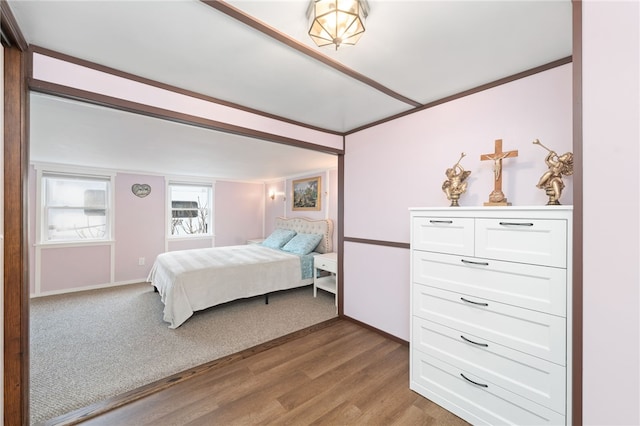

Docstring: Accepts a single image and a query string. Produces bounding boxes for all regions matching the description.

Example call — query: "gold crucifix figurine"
[480,139,518,206]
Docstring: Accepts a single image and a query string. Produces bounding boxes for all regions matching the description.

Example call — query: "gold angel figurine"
[533,139,574,205]
[442,152,471,207]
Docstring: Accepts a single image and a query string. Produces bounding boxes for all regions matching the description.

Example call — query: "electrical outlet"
[138,257,145,266]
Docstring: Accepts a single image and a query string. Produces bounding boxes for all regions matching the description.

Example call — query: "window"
[41,173,111,243]
[169,183,212,237]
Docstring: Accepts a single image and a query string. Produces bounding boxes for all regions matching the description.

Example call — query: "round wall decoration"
[131,183,152,198]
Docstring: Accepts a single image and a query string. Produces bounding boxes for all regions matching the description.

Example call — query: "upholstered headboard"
[274,217,334,254]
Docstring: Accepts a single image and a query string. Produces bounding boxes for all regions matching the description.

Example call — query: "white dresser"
[409,206,572,425]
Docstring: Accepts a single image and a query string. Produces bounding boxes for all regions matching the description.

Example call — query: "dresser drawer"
[475,218,567,267]
[412,317,566,413]
[411,350,566,426]
[412,284,566,364]
[412,251,567,316]
[412,217,474,256]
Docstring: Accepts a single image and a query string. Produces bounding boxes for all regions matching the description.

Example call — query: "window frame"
[35,165,116,246]
[166,179,215,240]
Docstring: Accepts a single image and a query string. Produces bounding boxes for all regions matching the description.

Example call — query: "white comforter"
[147,244,301,328]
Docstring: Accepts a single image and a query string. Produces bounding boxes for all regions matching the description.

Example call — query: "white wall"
[582,1,640,424]
[343,65,573,338]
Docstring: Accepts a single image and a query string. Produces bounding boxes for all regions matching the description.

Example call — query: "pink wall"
[345,64,573,244]
[263,170,339,251]
[214,181,264,246]
[264,180,286,234]
[167,238,212,252]
[30,170,267,295]
[31,171,166,294]
[114,173,166,282]
[343,65,573,340]
[40,245,111,292]
[582,1,639,424]
[343,243,409,337]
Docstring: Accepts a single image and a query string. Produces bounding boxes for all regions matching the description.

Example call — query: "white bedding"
[148,244,302,328]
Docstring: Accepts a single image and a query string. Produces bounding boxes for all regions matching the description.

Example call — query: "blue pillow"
[261,228,297,249]
[282,233,323,255]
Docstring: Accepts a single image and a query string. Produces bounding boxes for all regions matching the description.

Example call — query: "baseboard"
[30,279,148,298]
[341,314,409,346]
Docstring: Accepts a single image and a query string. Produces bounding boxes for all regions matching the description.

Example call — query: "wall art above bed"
[292,176,321,211]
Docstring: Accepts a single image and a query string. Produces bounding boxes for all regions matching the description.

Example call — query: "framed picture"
[292,176,321,211]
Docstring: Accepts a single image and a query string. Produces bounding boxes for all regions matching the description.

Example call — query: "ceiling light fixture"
[307,0,369,50]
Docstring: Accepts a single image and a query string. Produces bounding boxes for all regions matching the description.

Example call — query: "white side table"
[313,252,337,307]
[246,238,265,245]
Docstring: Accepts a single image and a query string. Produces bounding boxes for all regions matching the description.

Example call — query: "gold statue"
[533,139,574,205]
[442,152,471,207]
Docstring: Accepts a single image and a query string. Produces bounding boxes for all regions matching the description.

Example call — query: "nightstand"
[246,238,265,245]
[313,252,337,307]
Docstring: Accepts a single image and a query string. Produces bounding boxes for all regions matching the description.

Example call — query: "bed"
[147,217,334,328]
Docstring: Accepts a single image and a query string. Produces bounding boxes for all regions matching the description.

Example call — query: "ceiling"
[8,0,572,180]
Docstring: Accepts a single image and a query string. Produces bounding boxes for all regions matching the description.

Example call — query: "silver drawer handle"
[461,335,489,347]
[461,373,489,388]
[499,221,534,226]
[461,259,489,266]
[460,297,488,307]
[429,220,453,224]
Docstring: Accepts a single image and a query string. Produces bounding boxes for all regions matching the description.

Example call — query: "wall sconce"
[269,191,276,201]
[307,0,369,50]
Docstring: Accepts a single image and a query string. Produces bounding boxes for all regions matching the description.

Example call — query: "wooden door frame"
[3,35,29,426]
[2,2,30,423]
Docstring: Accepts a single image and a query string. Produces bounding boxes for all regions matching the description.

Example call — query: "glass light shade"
[308,0,366,49]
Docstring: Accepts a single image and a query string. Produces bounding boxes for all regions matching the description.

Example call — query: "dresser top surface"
[409,205,573,212]
[409,206,573,220]
[315,252,337,261]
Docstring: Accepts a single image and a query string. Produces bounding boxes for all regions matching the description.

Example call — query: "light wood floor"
[73,319,469,425]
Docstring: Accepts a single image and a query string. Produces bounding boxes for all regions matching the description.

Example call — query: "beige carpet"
[29,282,337,424]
